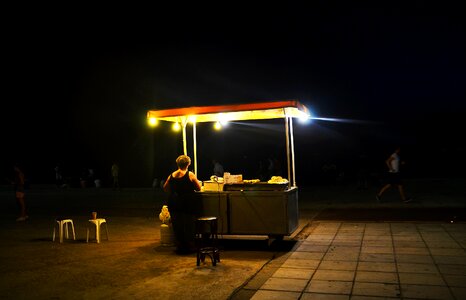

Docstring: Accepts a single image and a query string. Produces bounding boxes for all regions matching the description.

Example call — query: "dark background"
[2,2,466,187]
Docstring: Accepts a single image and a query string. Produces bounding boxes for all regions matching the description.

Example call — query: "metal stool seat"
[195,216,220,266]
[52,218,76,243]
[87,218,109,243]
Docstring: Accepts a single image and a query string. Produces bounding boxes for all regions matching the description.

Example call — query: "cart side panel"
[229,191,291,235]
[286,188,299,234]
[198,192,229,234]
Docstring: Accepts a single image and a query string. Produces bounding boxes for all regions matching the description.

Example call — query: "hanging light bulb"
[218,113,229,126]
[188,115,197,123]
[214,121,222,130]
[173,122,181,131]
[148,117,158,127]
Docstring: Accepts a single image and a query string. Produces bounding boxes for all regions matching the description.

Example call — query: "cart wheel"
[268,235,284,241]
[267,235,284,247]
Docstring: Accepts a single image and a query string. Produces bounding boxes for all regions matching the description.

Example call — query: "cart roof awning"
[147,100,310,123]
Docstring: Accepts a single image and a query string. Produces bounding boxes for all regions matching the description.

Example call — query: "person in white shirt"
[376,147,412,203]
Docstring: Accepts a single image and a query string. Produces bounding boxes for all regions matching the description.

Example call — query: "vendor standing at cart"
[163,155,202,254]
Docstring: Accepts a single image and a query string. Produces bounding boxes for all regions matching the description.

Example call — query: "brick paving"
[234,221,466,300]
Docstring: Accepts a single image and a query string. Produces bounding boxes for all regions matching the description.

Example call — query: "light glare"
[218,113,229,126]
[298,114,311,124]
[173,122,181,131]
[188,115,197,123]
[214,121,222,130]
[148,117,158,127]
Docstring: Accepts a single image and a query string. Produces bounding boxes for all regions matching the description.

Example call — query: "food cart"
[147,100,310,239]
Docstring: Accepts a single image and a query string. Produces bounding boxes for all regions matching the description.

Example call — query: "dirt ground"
[0,187,294,300]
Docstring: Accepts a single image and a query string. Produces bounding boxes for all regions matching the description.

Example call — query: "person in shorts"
[14,164,28,221]
[376,147,412,203]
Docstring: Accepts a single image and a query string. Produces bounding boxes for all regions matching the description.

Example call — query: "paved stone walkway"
[235,221,466,300]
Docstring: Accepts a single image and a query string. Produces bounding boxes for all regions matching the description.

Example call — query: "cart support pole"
[193,121,198,176]
[290,116,296,187]
[285,116,291,190]
[182,119,187,155]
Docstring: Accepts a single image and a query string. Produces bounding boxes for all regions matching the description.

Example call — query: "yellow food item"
[243,179,260,184]
[267,176,289,184]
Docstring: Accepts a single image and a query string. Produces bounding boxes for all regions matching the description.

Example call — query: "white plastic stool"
[52,218,76,243]
[87,218,109,243]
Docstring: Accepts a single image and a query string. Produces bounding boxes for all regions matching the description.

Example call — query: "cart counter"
[197,187,299,237]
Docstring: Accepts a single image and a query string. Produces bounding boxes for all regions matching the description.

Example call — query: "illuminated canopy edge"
[147,100,310,122]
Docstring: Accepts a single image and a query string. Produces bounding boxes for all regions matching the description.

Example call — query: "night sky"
[3,2,466,186]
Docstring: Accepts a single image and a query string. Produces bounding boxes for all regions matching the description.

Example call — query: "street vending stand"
[147,100,310,239]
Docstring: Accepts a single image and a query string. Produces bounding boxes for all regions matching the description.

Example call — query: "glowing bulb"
[173,122,181,131]
[188,115,197,123]
[298,114,311,124]
[218,113,229,126]
[214,121,222,130]
[148,117,158,127]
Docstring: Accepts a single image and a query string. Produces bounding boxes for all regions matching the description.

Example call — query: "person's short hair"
[176,155,191,170]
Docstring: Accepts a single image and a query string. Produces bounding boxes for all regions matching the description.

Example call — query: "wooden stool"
[52,218,76,243]
[87,218,109,243]
[195,216,220,266]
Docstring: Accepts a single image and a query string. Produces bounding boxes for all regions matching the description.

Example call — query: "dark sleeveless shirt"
[169,171,195,195]
[168,171,196,212]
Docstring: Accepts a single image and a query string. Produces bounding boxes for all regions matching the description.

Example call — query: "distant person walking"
[80,168,88,188]
[13,165,28,221]
[111,162,120,190]
[376,147,412,203]
[212,159,224,177]
[54,164,63,188]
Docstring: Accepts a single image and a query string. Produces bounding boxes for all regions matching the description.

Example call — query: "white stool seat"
[87,218,109,243]
[53,218,76,243]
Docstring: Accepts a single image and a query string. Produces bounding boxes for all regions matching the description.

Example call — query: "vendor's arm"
[189,172,202,191]
[163,174,171,193]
